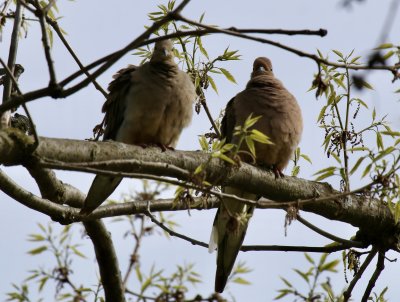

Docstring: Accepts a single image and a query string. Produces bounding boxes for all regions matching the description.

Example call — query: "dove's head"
[151,39,175,63]
[251,57,273,77]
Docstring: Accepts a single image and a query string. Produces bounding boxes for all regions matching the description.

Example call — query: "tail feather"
[213,187,257,293]
[80,175,122,215]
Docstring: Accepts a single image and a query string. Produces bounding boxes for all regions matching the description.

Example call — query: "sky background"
[1,0,400,301]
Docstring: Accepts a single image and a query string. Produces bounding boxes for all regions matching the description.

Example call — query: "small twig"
[34,0,57,86]
[125,288,157,300]
[361,250,386,302]
[241,243,356,253]
[1,1,22,128]
[122,216,145,287]
[343,247,378,301]
[0,58,39,148]
[43,0,56,13]
[1,25,399,114]
[174,13,400,73]
[145,209,209,248]
[46,18,108,98]
[200,95,221,138]
[296,215,365,248]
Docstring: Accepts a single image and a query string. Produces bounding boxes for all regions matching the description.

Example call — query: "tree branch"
[34,0,57,87]
[361,250,386,302]
[343,247,378,301]
[1,1,22,128]
[0,132,397,251]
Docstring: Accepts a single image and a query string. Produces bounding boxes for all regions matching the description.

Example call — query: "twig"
[34,0,57,86]
[200,95,221,138]
[145,210,209,248]
[125,288,157,300]
[343,247,378,301]
[0,25,399,113]
[145,209,358,253]
[296,215,365,248]
[46,18,108,98]
[174,13,400,73]
[241,243,356,253]
[0,58,39,148]
[361,250,386,302]
[1,0,22,128]
[43,0,56,13]
[122,216,145,287]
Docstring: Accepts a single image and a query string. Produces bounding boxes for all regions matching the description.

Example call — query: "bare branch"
[34,0,57,87]
[1,1,22,128]
[0,58,39,148]
[296,215,365,248]
[343,247,378,301]
[361,250,386,302]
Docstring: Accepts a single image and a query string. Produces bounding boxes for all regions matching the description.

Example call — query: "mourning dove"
[80,39,196,215]
[210,57,303,293]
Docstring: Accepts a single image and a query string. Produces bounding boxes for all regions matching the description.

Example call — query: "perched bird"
[80,39,196,215]
[210,57,303,293]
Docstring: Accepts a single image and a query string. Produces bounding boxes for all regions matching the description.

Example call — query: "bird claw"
[273,166,285,179]
[138,143,174,152]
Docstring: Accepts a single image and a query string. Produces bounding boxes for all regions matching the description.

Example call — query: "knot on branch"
[0,128,36,165]
[356,225,400,251]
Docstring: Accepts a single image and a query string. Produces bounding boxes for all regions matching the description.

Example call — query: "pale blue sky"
[1,0,399,301]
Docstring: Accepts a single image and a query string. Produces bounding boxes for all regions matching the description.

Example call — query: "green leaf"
[350,156,366,175]
[197,36,209,60]
[207,75,218,94]
[280,277,293,288]
[374,43,393,50]
[332,49,344,59]
[27,246,47,255]
[376,132,384,150]
[71,246,86,258]
[215,153,235,165]
[317,105,327,122]
[218,67,237,83]
[361,80,374,90]
[250,129,272,144]
[362,163,372,178]
[383,50,395,60]
[381,131,400,137]
[244,114,261,128]
[291,165,300,177]
[27,234,45,242]
[232,277,251,285]
[320,259,339,272]
[300,154,312,164]
[315,170,335,181]
[198,136,209,151]
[245,136,256,157]
[350,56,361,64]
[136,266,143,283]
[304,253,315,264]
[274,289,293,300]
[38,276,49,292]
[293,269,309,283]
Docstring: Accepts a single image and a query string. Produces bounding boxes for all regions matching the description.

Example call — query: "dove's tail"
[210,187,256,293]
[80,175,122,215]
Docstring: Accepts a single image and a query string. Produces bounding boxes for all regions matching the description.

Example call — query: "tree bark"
[0,129,398,251]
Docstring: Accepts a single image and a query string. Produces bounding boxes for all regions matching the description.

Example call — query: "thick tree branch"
[0,131,399,252]
[2,156,126,301]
